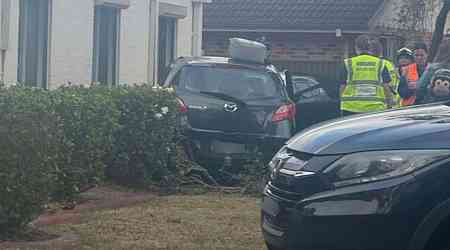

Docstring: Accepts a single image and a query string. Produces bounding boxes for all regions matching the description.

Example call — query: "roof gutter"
[204,28,368,34]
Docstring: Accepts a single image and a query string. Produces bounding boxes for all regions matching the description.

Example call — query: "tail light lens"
[176,97,188,113]
[272,103,296,122]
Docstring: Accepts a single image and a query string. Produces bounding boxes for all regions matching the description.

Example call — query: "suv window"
[178,65,283,101]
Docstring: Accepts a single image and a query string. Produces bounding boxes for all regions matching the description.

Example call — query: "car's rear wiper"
[199,91,247,107]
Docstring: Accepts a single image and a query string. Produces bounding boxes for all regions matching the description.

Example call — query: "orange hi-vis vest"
[400,63,419,106]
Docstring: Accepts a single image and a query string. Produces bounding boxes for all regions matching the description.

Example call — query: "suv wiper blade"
[199,91,247,107]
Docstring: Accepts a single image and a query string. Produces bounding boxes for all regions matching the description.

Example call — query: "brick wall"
[203,31,348,79]
[203,32,346,62]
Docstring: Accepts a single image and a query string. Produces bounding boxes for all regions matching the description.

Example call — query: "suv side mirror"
[284,70,294,99]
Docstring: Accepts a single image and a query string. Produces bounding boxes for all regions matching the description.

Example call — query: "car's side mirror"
[284,70,294,99]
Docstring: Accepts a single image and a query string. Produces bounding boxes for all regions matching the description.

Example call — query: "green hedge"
[0,84,181,237]
[107,85,179,186]
[0,87,62,238]
[50,85,121,202]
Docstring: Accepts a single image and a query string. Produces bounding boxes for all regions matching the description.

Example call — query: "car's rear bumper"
[185,128,289,163]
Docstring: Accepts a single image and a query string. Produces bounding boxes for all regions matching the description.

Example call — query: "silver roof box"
[229,38,268,64]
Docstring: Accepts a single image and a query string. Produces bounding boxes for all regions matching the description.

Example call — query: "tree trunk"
[429,0,450,62]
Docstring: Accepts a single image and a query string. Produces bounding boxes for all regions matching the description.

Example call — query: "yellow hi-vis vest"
[341,54,388,113]
[383,59,401,108]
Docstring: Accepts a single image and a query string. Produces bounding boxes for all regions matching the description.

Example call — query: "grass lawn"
[5,193,267,250]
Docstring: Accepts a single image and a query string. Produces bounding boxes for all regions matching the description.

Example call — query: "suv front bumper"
[262,175,422,250]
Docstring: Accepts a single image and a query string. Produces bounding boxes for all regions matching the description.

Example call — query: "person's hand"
[401,67,408,76]
[408,80,417,90]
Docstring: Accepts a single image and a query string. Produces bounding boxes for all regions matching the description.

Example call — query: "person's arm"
[398,76,414,99]
[338,64,348,98]
[381,67,394,108]
[416,66,435,104]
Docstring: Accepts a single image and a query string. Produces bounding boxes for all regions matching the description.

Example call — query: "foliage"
[106,85,180,187]
[239,154,270,195]
[0,87,63,237]
[393,0,437,36]
[50,85,120,202]
[392,0,450,61]
[429,0,450,61]
[0,84,181,238]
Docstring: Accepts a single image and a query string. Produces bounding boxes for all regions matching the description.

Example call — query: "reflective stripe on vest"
[341,55,387,113]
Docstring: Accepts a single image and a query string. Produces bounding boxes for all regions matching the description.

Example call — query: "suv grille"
[267,182,304,201]
[267,154,331,202]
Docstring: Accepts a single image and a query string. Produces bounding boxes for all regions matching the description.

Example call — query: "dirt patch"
[33,186,156,227]
[0,186,156,250]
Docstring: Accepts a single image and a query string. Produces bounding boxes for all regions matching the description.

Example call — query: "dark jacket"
[416,63,450,104]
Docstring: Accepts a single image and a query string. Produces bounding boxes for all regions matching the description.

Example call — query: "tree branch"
[429,0,450,61]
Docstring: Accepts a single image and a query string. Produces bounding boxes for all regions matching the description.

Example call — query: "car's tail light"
[176,97,188,113]
[272,103,296,122]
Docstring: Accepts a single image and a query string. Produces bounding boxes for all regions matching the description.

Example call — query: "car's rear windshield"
[177,64,284,101]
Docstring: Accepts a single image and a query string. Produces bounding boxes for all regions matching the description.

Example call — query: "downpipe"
[0,0,11,85]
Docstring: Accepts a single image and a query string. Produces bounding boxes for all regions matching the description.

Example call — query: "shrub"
[0,84,182,238]
[107,85,180,187]
[50,85,120,202]
[0,87,62,237]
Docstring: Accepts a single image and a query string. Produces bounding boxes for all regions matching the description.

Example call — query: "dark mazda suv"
[164,56,340,167]
[262,103,450,250]
[164,56,296,165]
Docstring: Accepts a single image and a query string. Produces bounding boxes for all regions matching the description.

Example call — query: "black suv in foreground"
[262,103,450,250]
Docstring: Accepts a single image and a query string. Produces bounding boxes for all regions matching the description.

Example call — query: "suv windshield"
[178,65,283,101]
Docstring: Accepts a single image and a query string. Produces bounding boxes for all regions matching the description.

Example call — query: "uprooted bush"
[0,87,63,237]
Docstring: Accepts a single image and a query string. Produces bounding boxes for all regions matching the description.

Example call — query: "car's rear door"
[292,76,340,131]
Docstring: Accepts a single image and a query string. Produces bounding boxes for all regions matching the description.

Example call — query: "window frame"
[92,5,121,86]
[158,15,177,84]
[17,0,52,89]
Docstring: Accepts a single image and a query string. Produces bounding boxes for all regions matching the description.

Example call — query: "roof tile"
[204,0,385,31]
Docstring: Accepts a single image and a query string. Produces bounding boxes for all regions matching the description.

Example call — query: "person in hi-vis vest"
[369,39,401,108]
[339,35,394,116]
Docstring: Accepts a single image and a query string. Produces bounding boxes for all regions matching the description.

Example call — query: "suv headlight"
[324,150,450,187]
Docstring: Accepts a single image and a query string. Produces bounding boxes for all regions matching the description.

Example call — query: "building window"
[18,0,51,88]
[92,5,120,86]
[380,38,389,58]
[158,16,177,84]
